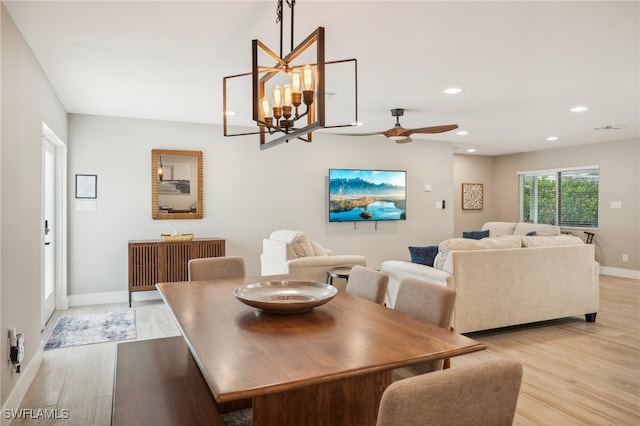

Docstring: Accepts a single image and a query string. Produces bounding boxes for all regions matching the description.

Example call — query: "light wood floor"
[13,275,640,425]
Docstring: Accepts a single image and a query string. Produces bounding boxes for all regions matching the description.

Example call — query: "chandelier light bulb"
[272,85,283,108]
[291,69,302,93]
[261,97,272,119]
[302,65,315,91]
[282,84,293,107]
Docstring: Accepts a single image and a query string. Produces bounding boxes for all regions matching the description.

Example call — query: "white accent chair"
[260,230,366,290]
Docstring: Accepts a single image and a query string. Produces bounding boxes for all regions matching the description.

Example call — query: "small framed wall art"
[75,174,97,199]
[462,183,483,210]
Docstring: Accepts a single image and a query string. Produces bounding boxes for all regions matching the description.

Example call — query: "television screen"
[329,169,406,222]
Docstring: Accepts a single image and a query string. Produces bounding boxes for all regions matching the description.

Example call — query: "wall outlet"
[622,254,628,262]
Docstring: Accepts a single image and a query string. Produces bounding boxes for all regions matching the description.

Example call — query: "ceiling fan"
[339,108,458,143]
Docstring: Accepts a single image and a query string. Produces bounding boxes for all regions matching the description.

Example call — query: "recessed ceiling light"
[352,122,364,126]
[546,136,559,141]
[456,130,469,136]
[444,87,464,95]
[466,148,476,153]
[570,106,588,112]
[224,111,236,116]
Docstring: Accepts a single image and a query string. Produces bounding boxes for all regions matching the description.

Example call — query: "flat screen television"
[329,169,407,222]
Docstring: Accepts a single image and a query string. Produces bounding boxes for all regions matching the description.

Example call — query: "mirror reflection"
[151,149,203,220]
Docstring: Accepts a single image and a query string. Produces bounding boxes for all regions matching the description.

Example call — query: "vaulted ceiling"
[4,0,639,155]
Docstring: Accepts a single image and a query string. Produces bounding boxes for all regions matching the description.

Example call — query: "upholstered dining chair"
[376,359,523,426]
[393,277,456,377]
[188,256,246,281]
[345,265,389,305]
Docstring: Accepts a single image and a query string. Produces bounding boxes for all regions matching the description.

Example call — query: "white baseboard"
[67,290,162,307]
[600,266,640,280]
[55,295,69,311]
[1,346,43,426]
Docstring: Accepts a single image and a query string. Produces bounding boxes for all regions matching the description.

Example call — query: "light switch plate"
[76,200,96,211]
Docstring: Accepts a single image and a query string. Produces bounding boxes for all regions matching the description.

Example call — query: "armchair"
[260,230,366,289]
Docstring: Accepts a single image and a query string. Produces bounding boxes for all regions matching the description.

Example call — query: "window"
[519,167,599,229]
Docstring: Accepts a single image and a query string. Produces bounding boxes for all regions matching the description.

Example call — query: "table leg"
[252,370,391,426]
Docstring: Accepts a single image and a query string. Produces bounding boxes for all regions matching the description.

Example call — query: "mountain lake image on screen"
[329,169,407,222]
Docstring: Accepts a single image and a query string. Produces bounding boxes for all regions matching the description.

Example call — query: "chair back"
[188,256,246,281]
[394,277,455,327]
[393,278,456,374]
[345,266,389,305]
[377,359,523,426]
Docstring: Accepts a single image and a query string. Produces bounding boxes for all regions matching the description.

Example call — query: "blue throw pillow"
[462,230,490,240]
[408,246,438,267]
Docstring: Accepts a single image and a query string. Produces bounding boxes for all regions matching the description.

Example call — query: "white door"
[42,139,56,329]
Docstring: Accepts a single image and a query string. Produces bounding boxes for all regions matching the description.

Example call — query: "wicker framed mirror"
[151,149,203,220]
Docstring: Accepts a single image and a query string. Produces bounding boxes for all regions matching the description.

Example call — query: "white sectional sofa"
[381,222,599,333]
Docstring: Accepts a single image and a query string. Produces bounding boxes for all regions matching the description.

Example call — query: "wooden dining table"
[156,275,485,426]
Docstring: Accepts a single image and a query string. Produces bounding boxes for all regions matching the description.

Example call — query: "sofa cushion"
[439,235,523,253]
[290,233,315,258]
[480,222,517,237]
[521,235,584,247]
[462,230,490,240]
[513,222,560,236]
[434,235,523,271]
[310,241,329,256]
[408,246,439,267]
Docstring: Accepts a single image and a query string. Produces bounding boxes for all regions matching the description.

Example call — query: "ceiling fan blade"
[333,131,387,137]
[383,126,407,138]
[394,137,412,144]
[402,124,459,136]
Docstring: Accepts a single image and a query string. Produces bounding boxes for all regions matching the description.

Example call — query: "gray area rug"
[221,408,253,426]
[44,311,136,350]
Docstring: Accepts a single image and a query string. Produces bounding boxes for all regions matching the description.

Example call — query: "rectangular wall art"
[75,174,97,199]
[462,183,483,210]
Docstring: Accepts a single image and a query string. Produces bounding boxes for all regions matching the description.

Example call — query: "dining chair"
[393,277,456,377]
[188,256,246,281]
[376,359,523,426]
[345,265,389,305]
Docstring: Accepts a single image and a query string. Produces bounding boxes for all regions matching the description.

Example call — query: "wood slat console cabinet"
[127,238,225,306]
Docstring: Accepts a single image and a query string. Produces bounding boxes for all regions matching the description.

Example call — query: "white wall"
[1,5,68,408]
[68,114,455,301]
[453,154,496,237]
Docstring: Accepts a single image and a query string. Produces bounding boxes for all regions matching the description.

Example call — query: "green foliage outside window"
[521,168,599,228]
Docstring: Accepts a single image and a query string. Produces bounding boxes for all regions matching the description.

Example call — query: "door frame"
[42,122,68,328]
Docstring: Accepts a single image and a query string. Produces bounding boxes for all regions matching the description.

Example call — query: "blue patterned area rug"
[44,311,137,350]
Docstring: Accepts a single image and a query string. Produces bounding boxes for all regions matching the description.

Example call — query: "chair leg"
[443,326,454,369]
[584,231,595,244]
